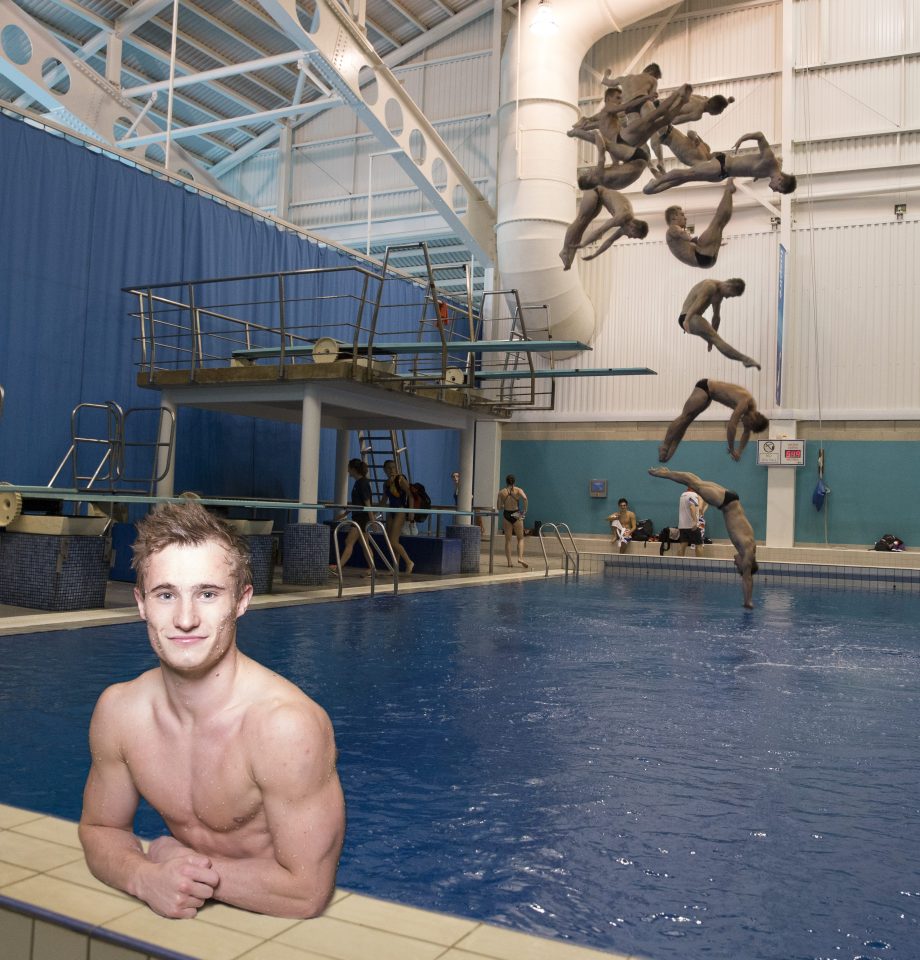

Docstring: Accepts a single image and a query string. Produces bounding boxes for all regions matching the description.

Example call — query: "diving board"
[474,367,656,380]
[231,339,591,362]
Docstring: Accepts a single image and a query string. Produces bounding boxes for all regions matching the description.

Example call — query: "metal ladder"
[538,522,580,580]
[357,428,411,502]
[47,401,176,513]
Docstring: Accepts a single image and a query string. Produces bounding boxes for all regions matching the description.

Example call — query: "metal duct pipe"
[496,0,677,346]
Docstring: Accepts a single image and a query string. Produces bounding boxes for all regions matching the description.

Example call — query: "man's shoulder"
[95,668,160,712]
[242,663,332,742]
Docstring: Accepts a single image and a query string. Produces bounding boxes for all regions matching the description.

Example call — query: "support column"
[334,429,350,510]
[765,419,797,547]
[457,423,475,524]
[155,394,177,498]
[298,386,321,522]
[474,419,501,518]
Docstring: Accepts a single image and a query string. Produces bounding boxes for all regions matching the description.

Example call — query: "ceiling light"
[530,0,558,36]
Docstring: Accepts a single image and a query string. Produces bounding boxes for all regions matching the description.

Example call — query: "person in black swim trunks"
[664,179,736,269]
[659,380,769,462]
[643,130,796,195]
[650,124,713,174]
[603,84,695,159]
[563,187,650,268]
[677,277,760,369]
[648,467,758,608]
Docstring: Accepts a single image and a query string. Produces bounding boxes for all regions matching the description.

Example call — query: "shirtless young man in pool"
[79,502,345,920]
[659,380,769,463]
[677,277,761,369]
[649,467,758,608]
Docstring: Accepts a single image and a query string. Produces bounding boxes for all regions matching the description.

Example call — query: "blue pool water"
[2,575,919,960]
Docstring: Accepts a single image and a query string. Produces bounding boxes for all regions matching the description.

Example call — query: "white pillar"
[765,419,797,547]
[474,419,501,518]
[155,393,177,498]
[457,423,475,524]
[298,386,321,522]
[334,429,350,509]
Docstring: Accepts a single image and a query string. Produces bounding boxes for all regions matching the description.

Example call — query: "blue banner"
[775,242,786,406]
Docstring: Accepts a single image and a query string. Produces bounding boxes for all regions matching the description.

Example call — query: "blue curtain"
[0,115,457,506]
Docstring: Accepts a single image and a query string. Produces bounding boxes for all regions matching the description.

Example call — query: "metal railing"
[330,517,400,598]
[538,522,580,580]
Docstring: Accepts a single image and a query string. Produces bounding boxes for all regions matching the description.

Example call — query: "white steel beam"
[0,2,220,188]
[210,0,492,178]
[247,0,496,264]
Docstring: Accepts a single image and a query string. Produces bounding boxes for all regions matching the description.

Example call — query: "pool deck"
[0,805,632,960]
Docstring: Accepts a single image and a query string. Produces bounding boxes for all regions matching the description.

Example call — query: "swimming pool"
[2,575,918,960]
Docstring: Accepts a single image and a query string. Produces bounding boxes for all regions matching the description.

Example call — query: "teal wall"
[501,439,916,546]
[792,441,917,546]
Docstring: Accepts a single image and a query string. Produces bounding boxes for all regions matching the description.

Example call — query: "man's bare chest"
[125,725,263,837]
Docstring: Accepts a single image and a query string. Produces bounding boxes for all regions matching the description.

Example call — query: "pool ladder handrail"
[331,516,399,597]
[537,522,580,580]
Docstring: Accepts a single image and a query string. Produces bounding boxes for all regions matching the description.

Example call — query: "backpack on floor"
[874,533,905,552]
[408,482,432,522]
[631,518,653,542]
[658,527,681,555]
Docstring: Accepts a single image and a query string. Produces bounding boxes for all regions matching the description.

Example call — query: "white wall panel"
[536,231,779,421]
[524,219,920,423]
[795,61,902,141]
[687,6,779,81]
[793,131,920,174]
[782,220,920,415]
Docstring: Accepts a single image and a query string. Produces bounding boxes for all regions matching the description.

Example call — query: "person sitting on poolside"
[607,497,637,553]
[677,277,761,369]
[649,467,759,608]
[665,179,736,269]
[79,501,345,919]
[659,380,769,463]
[644,130,797,195]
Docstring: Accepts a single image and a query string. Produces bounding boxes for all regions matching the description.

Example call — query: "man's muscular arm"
[726,399,753,460]
[79,686,219,919]
[206,701,346,919]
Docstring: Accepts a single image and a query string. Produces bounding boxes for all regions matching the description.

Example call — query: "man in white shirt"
[678,487,704,556]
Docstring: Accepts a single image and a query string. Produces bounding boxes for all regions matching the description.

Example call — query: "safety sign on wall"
[757,439,806,466]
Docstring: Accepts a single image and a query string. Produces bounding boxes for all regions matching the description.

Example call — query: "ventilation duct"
[496,0,677,346]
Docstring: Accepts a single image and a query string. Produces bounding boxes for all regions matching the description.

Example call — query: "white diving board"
[474,367,656,380]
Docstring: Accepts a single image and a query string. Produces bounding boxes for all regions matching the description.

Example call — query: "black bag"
[408,482,432,521]
[874,533,905,552]
[631,518,653,542]
[658,527,681,554]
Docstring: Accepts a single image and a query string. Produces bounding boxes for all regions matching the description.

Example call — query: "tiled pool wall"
[0,898,184,960]
[592,553,920,592]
